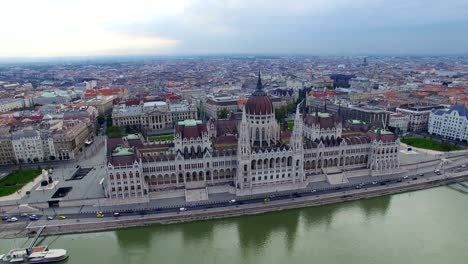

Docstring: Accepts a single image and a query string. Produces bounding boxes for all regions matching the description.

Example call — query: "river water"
[1,185,467,264]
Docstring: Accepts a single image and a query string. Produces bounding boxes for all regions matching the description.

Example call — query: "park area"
[0,169,41,197]
[401,137,463,152]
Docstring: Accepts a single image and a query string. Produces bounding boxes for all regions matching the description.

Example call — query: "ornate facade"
[105,73,400,200]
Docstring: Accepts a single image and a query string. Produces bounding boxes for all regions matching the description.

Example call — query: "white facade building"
[428,104,468,141]
[12,128,56,163]
[0,98,25,111]
[112,101,197,132]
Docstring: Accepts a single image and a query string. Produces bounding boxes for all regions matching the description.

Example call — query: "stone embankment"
[25,174,468,236]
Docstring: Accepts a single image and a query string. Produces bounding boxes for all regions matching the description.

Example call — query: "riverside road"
[3,164,467,227]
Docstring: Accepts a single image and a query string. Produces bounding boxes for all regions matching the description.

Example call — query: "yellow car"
[96,213,105,218]
[263,198,271,202]
[57,215,66,220]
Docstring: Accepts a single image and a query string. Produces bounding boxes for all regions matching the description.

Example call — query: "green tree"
[217,108,230,119]
[275,106,287,124]
[106,126,122,138]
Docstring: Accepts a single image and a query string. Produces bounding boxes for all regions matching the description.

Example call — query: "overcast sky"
[1,0,468,58]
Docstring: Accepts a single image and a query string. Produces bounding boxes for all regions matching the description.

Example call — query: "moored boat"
[0,245,68,263]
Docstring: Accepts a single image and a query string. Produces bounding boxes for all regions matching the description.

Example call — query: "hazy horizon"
[1,0,468,59]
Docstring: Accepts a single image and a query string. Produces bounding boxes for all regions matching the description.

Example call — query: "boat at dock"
[0,245,68,263]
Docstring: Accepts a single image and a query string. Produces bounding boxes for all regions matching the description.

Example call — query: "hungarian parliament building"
[105,74,400,201]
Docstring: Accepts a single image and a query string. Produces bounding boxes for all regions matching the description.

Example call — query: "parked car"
[372,181,378,185]
[20,213,28,217]
[47,216,54,220]
[229,199,236,203]
[263,198,271,202]
[57,215,66,220]
[96,213,105,218]
[29,215,39,221]
[403,176,409,179]
[113,212,120,217]
[462,164,467,168]
[1,216,9,221]
[179,207,187,212]
[6,217,18,222]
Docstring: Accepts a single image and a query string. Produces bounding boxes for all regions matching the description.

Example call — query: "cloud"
[0,0,468,57]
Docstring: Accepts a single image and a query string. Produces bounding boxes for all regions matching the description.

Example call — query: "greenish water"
[2,185,468,264]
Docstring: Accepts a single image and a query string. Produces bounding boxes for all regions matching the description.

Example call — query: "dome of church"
[245,72,273,115]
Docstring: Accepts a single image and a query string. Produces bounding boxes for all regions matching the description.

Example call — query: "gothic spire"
[256,70,263,90]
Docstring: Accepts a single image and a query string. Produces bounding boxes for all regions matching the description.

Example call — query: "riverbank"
[21,173,468,237]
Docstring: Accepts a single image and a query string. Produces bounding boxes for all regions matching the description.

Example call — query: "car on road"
[419,174,424,176]
[412,177,418,180]
[113,212,120,217]
[179,207,187,212]
[403,176,409,179]
[96,213,105,218]
[47,216,54,220]
[1,216,9,221]
[372,181,378,185]
[29,215,39,221]
[57,215,66,220]
[311,189,317,193]
[6,217,18,222]
[263,198,271,202]
[355,185,362,189]
[20,213,28,217]
[229,199,236,203]
[462,164,467,168]
[397,179,402,182]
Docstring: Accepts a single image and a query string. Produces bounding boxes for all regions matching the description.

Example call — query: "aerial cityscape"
[1,1,468,264]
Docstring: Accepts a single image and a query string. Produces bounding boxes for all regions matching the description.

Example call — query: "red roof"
[309,91,337,98]
[84,88,127,98]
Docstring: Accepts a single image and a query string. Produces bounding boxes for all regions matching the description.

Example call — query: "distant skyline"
[1,0,468,59]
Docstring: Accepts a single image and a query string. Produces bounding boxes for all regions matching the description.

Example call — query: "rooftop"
[177,119,202,127]
[111,146,134,157]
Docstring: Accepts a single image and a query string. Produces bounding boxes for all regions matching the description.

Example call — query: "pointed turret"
[238,106,251,156]
[256,70,263,90]
[291,103,303,151]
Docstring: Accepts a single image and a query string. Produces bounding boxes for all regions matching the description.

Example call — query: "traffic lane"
[3,171,464,223]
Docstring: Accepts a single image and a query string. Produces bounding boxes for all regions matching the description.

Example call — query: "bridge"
[29,225,46,249]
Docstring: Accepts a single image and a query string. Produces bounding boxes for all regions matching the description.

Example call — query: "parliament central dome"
[245,72,273,115]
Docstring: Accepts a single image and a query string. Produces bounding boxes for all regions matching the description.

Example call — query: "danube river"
[2,185,467,264]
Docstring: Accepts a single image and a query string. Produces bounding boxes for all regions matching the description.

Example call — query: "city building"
[397,105,444,132]
[0,127,15,165]
[388,113,410,133]
[52,120,93,160]
[105,74,400,200]
[428,104,468,141]
[11,128,56,163]
[310,99,390,126]
[0,98,25,112]
[84,96,114,115]
[112,101,197,133]
[34,91,74,105]
[204,95,242,118]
